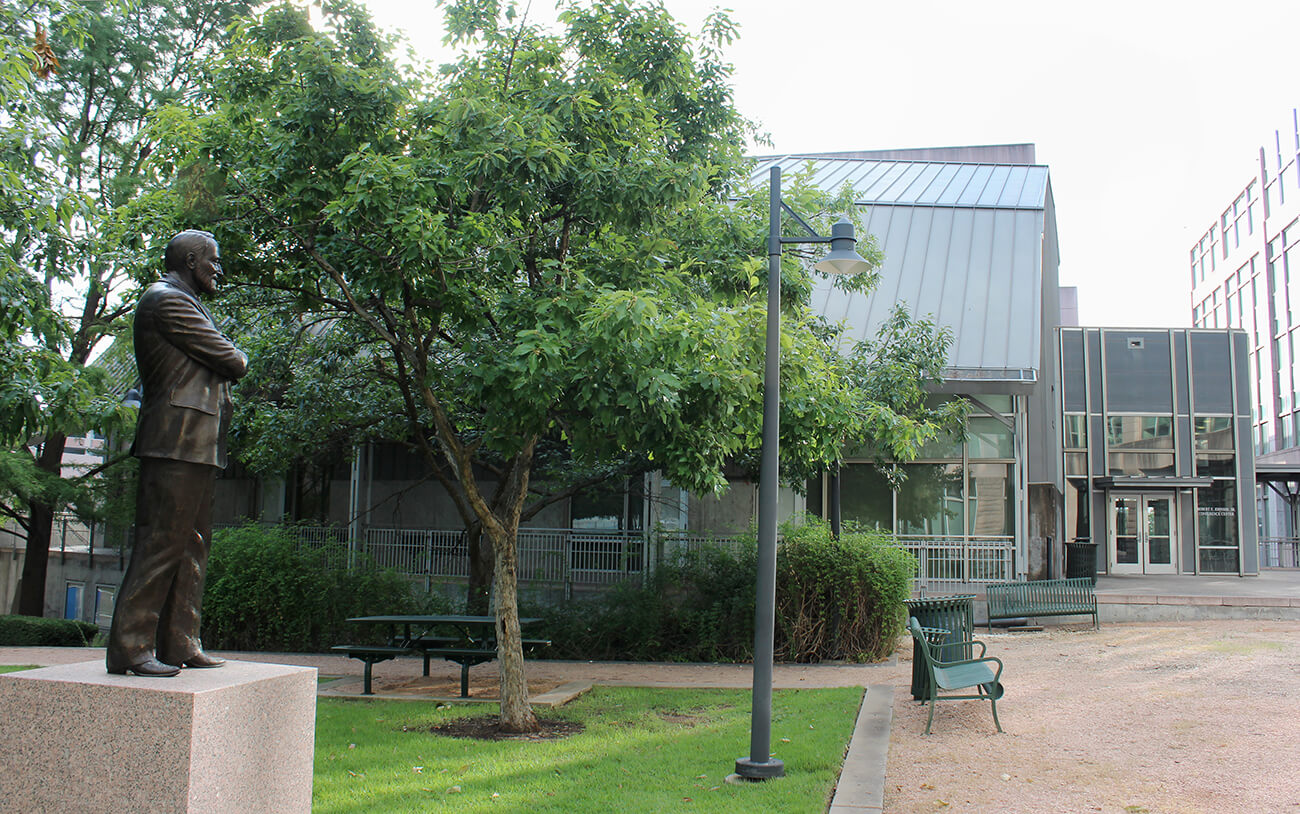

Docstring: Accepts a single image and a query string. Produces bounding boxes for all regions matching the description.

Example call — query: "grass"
[0,665,36,674]
[312,686,864,813]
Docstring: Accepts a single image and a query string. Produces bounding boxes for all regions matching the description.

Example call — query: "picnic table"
[333,615,547,697]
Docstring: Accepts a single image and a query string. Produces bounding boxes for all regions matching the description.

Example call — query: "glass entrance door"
[1109,493,1177,574]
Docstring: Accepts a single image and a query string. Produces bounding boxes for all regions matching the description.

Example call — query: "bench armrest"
[929,638,989,658]
[936,654,1003,682]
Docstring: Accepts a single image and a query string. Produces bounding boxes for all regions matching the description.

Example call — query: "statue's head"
[164,230,221,296]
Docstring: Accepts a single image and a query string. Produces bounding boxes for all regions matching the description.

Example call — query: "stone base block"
[0,659,316,813]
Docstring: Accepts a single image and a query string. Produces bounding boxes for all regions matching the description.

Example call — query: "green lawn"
[0,665,36,674]
[313,686,863,814]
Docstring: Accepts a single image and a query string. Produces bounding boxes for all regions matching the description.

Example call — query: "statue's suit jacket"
[131,272,247,466]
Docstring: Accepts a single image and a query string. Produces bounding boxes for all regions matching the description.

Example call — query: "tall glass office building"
[1190,110,1300,552]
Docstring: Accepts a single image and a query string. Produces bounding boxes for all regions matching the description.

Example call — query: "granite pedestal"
[0,659,316,813]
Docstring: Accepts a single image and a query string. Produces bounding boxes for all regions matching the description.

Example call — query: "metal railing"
[1260,537,1300,569]
[266,524,1016,593]
[895,535,1016,592]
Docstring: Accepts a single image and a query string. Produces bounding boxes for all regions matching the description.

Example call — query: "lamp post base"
[734,756,785,780]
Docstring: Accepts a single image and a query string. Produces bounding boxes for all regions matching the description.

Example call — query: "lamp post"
[735,165,871,781]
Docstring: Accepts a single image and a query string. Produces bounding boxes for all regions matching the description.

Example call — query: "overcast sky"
[363,0,1300,328]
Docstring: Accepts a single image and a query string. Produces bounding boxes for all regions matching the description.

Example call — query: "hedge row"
[0,614,99,647]
[535,518,914,663]
[200,523,448,652]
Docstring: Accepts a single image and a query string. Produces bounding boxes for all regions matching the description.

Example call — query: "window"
[896,463,964,536]
[572,479,643,530]
[968,416,1014,459]
[1193,416,1234,450]
[1064,452,1087,476]
[64,582,84,621]
[1106,416,1173,450]
[94,586,116,628]
[967,463,1012,537]
[839,464,893,531]
[1197,481,1239,573]
[1108,453,1175,477]
[1064,414,1087,449]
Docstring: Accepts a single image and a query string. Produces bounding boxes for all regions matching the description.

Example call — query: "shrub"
[201,523,449,652]
[536,517,913,664]
[774,518,914,663]
[536,540,757,662]
[0,614,99,647]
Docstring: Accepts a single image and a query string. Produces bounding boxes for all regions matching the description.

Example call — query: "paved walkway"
[4,571,1298,813]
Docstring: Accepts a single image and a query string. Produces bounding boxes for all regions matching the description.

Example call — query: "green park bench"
[984,577,1099,631]
[908,617,1004,735]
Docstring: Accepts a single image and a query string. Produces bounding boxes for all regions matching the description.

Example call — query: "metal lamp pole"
[735,165,870,781]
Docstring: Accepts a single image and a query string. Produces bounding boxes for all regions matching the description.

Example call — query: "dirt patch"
[656,710,705,726]
[421,715,585,741]
[376,675,563,699]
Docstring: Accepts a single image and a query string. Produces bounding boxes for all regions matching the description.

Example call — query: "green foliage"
[0,614,98,646]
[201,523,449,652]
[538,519,913,663]
[1,0,256,614]
[774,517,915,663]
[536,541,758,662]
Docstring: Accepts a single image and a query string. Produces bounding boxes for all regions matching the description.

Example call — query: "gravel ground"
[884,620,1300,814]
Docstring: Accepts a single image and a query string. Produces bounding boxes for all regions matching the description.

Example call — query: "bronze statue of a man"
[106,230,247,677]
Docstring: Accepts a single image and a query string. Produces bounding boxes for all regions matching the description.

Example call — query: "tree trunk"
[18,433,67,617]
[488,520,537,732]
[465,524,494,615]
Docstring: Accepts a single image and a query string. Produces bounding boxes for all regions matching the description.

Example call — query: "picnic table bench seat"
[985,577,1098,631]
[330,645,412,695]
[908,617,1004,735]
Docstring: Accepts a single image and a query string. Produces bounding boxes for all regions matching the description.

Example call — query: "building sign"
[1197,507,1235,517]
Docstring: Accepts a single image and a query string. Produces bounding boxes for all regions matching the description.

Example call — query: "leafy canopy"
[173,0,956,501]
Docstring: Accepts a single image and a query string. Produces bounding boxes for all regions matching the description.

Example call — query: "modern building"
[1189,110,1300,564]
[787,147,1257,581]
[1058,327,1257,575]
[779,145,1061,585]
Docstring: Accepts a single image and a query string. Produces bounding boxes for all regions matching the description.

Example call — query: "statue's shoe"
[177,651,225,669]
[107,658,181,677]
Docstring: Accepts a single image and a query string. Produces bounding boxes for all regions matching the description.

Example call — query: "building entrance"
[1109,493,1177,574]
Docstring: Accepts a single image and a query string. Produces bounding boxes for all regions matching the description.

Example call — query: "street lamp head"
[813,218,872,277]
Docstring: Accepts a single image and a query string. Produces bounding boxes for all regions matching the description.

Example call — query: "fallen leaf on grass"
[447,786,462,794]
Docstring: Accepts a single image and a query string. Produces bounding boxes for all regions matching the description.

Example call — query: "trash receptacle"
[1065,539,1098,584]
[904,595,976,700]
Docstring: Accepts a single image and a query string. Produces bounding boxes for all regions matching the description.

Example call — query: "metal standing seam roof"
[750,155,1052,385]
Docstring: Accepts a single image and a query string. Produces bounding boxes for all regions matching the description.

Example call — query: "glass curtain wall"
[816,397,1017,544]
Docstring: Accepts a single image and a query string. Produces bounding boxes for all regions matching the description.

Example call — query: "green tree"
[0,0,253,616]
[167,0,958,731]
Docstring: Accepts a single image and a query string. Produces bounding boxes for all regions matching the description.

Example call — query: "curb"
[828,683,894,813]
